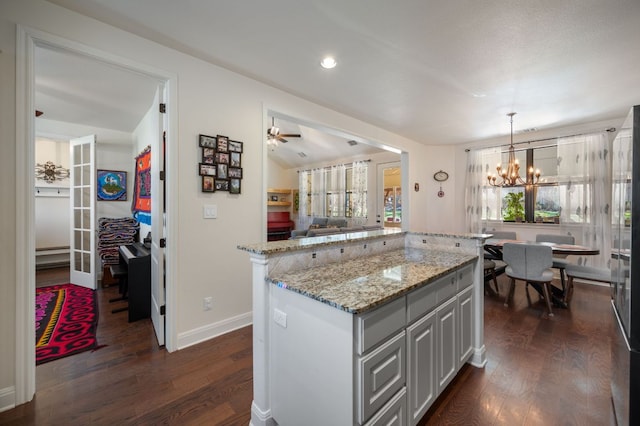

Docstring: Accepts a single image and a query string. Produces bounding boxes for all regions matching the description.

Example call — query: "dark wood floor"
[1,269,615,425]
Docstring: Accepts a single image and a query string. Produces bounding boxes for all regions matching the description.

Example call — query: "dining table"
[483,238,601,308]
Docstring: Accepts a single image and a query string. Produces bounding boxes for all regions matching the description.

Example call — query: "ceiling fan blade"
[278,133,301,138]
[278,137,289,143]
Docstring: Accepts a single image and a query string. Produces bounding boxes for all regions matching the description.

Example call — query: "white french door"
[69,135,96,289]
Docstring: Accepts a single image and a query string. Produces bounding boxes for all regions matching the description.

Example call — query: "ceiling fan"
[267,117,301,143]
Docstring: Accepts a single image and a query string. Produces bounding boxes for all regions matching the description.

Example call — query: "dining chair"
[564,264,611,304]
[484,259,500,296]
[503,243,555,316]
[535,233,575,294]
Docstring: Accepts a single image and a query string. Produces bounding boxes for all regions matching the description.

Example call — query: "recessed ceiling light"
[471,93,486,98]
[320,56,337,69]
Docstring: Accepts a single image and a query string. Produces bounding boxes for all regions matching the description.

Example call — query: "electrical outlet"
[203,296,213,311]
[274,308,287,328]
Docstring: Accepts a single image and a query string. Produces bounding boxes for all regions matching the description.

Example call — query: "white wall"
[35,137,70,249]
[1,0,433,407]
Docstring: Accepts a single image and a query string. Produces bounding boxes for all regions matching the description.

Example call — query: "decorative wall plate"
[433,170,449,182]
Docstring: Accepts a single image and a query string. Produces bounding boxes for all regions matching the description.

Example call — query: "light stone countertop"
[237,228,403,255]
[267,247,477,314]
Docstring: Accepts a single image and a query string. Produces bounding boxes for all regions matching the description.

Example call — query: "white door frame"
[15,25,179,405]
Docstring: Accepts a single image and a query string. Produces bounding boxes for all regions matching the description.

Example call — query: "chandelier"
[487,112,541,187]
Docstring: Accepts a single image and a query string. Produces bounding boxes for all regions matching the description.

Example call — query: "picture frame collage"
[198,134,243,194]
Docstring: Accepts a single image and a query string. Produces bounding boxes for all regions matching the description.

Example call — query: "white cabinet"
[357,331,406,424]
[364,388,407,426]
[436,296,457,394]
[406,309,436,425]
[269,262,476,426]
[458,285,474,365]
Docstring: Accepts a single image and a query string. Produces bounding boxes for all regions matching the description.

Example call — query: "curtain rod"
[297,159,371,173]
[464,127,617,152]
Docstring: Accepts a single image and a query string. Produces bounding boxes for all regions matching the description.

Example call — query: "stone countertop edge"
[266,248,478,315]
[237,230,490,255]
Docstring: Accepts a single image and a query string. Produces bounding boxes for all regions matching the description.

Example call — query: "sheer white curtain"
[557,132,612,267]
[310,168,326,217]
[298,170,311,230]
[464,149,485,233]
[328,164,346,217]
[351,161,368,224]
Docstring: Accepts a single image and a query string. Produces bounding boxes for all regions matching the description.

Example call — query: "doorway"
[16,26,178,405]
[377,162,402,228]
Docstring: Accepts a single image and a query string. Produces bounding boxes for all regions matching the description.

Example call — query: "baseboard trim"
[0,386,16,413]
[177,311,252,350]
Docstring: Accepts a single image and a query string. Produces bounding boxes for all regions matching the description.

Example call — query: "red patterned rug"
[36,284,100,365]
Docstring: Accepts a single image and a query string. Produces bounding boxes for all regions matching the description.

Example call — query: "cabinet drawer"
[436,272,457,305]
[407,271,456,324]
[456,264,473,292]
[363,387,406,426]
[357,297,406,355]
[357,331,406,425]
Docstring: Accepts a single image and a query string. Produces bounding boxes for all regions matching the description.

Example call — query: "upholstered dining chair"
[503,243,555,316]
[535,233,575,294]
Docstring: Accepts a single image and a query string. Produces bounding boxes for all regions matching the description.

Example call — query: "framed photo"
[228,167,242,179]
[199,134,217,149]
[97,169,127,201]
[216,152,229,164]
[202,175,215,192]
[199,163,217,176]
[230,151,241,167]
[217,163,228,179]
[202,147,215,164]
[215,179,229,191]
[229,178,241,194]
[216,135,229,153]
[229,140,243,153]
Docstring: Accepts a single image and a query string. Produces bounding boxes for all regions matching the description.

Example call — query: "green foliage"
[503,192,525,221]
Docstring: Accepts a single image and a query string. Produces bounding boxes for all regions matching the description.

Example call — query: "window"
[482,144,592,224]
[300,161,368,218]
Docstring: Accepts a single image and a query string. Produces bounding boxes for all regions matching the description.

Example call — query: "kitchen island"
[239,230,489,426]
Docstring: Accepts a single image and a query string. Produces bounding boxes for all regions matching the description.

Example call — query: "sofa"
[267,212,295,241]
[290,217,382,239]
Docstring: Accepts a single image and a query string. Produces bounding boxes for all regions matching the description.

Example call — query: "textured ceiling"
[43,0,640,146]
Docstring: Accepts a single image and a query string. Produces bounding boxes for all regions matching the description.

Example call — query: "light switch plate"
[203,204,217,219]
